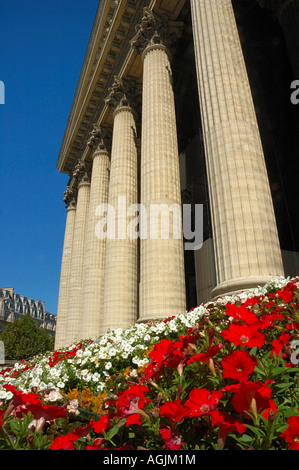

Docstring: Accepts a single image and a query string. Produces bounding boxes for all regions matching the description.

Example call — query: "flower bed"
[0,276,298,450]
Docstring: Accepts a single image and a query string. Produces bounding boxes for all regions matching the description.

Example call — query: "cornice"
[57,0,187,177]
[57,0,148,175]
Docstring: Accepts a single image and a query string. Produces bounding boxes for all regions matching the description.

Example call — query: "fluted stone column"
[80,126,111,340]
[101,77,138,332]
[190,0,284,299]
[130,8,186,322]
[259,0,299,77]
[65,161,91,345]
[55,188,76,349]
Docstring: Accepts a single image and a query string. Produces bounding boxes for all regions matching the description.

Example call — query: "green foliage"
[0,314,54,360]
[0,412,51,450]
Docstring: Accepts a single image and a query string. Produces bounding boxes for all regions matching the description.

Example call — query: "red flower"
[173,330,197,351]
[280,416,299,450]
[159,398,190,423]
[277,282,297,303]
[210,409,247,448]
[3,384,42,418]
[166,348,186,370]
[223,380,277,419]
[220,323,265,348]
[73,421,93,437]
[116,384,151,425]
[221,350,256,382]
[86,438,106,450]
[92,414,111,434]
[49,432,79,450]
[0,409,5,426]
[125,413,142,427]
[185,388,223,417]
[149,339,174,364]
[225,303,258,325]
[271,331,291,358]
[3,384,41,408]
[187,344,223,366]
[159,425,183,450]
[27,403,67,422]
[48,344,82,367]
[243,297,259,307]
[259,310,283,330]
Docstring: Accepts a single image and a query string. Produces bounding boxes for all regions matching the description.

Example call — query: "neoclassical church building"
[55,0,299,349]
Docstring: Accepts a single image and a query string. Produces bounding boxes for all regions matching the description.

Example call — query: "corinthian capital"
[63,186,77,208]
[130,7,183,56]
[87,123,111,154]
[73,159,91,184]
[105,75,138,113]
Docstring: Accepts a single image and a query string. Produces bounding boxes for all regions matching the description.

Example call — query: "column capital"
[63,186,77,210]
[73,159,91,186]
[130,7,183,59]
[104,75,140,117]
[87,123,112,156]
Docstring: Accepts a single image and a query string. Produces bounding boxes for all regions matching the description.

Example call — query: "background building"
[55,0,299,349]
[0,288,56,336]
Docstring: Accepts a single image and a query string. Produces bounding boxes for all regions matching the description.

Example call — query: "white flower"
[92,372,101,382]
[108,348,117,357]
[105,362,112,370]
[29,378,40,388]
[0,389,13,401]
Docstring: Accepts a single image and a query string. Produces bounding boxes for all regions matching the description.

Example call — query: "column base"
[211,275,282,300]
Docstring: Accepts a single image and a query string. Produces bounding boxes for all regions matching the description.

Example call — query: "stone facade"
[0,288,56,335]
[55,0,299,349]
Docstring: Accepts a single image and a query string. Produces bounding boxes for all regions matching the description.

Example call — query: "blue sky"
[0,0,99,314]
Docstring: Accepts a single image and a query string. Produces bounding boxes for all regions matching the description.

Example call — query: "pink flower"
[159,426,183,450]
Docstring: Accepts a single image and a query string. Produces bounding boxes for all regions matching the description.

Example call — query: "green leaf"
[244,423,266,438]
[106,418,126,441]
